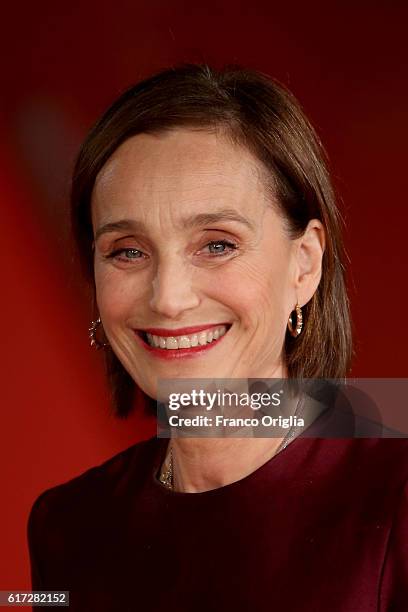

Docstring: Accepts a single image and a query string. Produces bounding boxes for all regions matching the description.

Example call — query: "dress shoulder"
[28,435,158,509]
[27,435,161,589]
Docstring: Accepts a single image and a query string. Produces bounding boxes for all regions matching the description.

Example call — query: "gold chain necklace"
[158,397,306,491]
[158,437,291,491]
[158,444,173,489]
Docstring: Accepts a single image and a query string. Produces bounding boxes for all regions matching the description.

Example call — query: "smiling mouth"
[136,324,232,351]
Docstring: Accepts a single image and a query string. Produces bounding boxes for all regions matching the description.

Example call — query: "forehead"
[92,129,269,224]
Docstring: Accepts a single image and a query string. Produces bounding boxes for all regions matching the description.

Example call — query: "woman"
[27,64,408,610]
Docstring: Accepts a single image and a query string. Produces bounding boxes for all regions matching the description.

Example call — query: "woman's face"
[91,128,322,399]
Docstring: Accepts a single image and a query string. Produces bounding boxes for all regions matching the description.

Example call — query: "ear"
[293,219,326,306]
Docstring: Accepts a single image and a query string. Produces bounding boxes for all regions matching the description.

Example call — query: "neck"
[169,436,285,493]
[166,364,294,493]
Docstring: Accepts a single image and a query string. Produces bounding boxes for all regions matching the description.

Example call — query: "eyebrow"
[94,208,256,241]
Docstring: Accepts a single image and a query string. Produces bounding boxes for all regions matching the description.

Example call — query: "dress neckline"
[149,390,331,499]
[149,433,307,499]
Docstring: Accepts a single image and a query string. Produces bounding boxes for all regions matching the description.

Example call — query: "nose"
[149,257,201,319]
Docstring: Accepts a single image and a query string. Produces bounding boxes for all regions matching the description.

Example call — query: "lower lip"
[134,328,230,360]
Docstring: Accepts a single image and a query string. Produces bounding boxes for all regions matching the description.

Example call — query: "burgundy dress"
[27,426,408,611]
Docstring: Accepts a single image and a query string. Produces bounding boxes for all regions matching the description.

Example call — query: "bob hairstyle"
[71,63,353,418]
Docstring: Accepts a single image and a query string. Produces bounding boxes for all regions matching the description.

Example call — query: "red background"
[1,0,407,593]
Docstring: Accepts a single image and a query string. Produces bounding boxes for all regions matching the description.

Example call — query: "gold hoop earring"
[89,317,110,350]
[287,303,303,338]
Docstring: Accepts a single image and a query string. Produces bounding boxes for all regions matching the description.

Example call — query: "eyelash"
[106,240,238,264]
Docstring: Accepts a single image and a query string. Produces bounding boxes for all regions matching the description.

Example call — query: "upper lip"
[136,323,231,337]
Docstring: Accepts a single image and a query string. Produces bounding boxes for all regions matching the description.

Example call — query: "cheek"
[94,266,145,322]
[218,255,292,325]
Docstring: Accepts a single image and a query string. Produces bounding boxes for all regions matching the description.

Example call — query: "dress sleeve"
[27,490,53,591]
[380,478,408,610]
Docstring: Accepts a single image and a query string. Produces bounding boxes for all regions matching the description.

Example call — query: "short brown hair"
[71,63,353,418]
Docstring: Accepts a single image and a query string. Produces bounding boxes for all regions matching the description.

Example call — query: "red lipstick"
[139,323,231,337]
[133,323,231,360]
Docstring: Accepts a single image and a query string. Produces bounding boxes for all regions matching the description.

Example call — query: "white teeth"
[166,337,178,350]
[198,331,208,346]
[178,336,191,349]
[144,325,229,349]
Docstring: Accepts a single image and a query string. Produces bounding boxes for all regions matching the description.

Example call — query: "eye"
[201,240,238,257]
[104,240,238,266]
[106,248,146,264]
